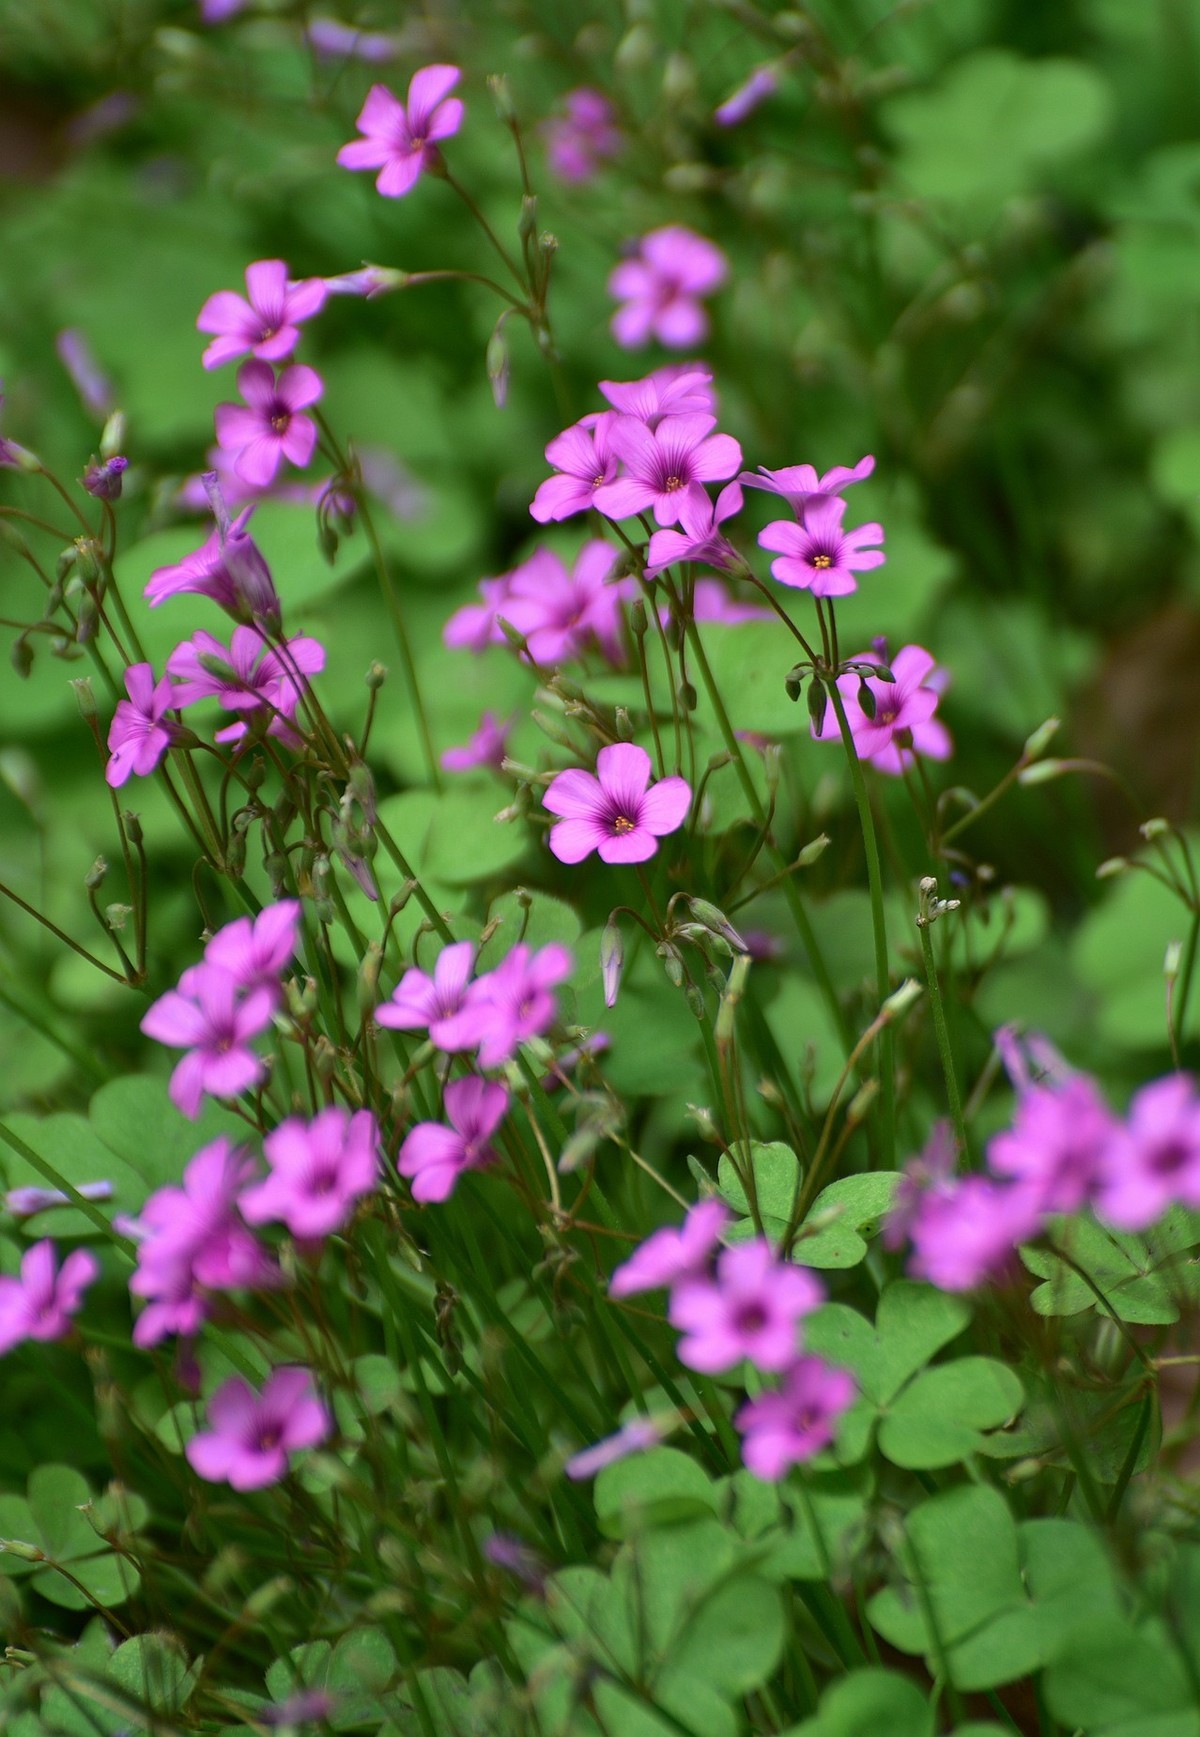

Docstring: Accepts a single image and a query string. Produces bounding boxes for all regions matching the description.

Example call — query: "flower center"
[269,412,290,434]
[612,815,636,834]
[592,471,607,488]
[733,1301,769,1335]
[1150,1139,1191,1176]
[255,1424,283,1453]
[811,553,833,569]
[664,474,683,492]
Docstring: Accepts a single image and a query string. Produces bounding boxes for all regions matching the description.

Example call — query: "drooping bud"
[99,411,126,461]
[806,680,828,734]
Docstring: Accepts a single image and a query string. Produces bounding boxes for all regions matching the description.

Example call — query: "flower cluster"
[140,902,302,1118]
[444,541,634,668]
[888,1032,1200,1291]
[382,938,572,1201]
[609,1201,855,1479]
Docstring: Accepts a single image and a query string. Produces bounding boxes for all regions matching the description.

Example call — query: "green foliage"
[0,1464,139,1609]
[1023,1208,1200,1324]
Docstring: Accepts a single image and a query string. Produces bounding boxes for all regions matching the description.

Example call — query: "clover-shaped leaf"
[1022,1208,1200,1324]
[0,1465,140,1609]
[717,1141,802,1231]
[878,1358,1024,1469]
[803,1281,998,1468]
[793,1174,902,1269]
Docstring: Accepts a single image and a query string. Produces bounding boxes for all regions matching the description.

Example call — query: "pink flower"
[398,1077,509,1203]
[240,1108,380,1239]
[544,743,691,866]
[0,1241,98,1355]
[599,365,716,425]
[213,361,323,490]
[758,496,884,596]
[907,1176,1042,1292]
[186,1367,330,1490]
[884,1122,957,1252]
[608,227,728,350]
[128,1138,276,1346]
[307,18,399,61]
[594,414,742,527]
[715,66,779,127]
[736,1355,856,1480]
[500,542,631,666]
[988,1075,1117,1216]
[530,412,620,523]
[443,574,516,654]
[202,901,302,999]
[166,626,325,748]
[463,942,573,1069]
[106,663,184,788]
[336,67,464,197]
[442,711,513,773]
[83,456,127,501]
[814,646,950,773]
[376,940,483,1053]
[140,964,276,1120]
[670,1239,823,1374]
[645,481,744,575]
[145,494,280,628]
[542,88,621,183]
[1095,1074,1200,1231]
[197,260,326,371]
[565,1417,664,1480]
[741,454,874,514]
[609,1198,728,1298]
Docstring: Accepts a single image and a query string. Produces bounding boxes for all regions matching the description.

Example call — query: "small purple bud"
[83,456,128,501]
[601,917,623,1009]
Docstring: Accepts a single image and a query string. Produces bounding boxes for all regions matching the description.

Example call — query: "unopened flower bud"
[75,592,99,643]
[1140,817,1170,841]
[488,72,517,122]
[1022,716,1059,760]
[600,917,623,1009]
[99,411,126,460]
[84,857,108,890]
[806,681,828,733]
[518,193,539,239]
[389,880,418,916]
[71,677,97,721]
[11,636,33,679]
[856,678,877,720]
[678,679,697,712]
[365,661,387,690]
[74,539,101,584]
[487,313,511,409]
[785,667,804,703]
[614,707,633,741]
[657,940,685,989]
[55,546,78,583]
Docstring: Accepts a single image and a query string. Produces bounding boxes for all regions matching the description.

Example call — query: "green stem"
[917,918,969,1160]
[682,614,851,1058]
[826,680,895,1168]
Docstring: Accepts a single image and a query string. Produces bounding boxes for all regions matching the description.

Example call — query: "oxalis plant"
[0,16,1199,1737]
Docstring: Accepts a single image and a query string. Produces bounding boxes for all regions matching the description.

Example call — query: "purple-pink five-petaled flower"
[240,1108,380,1239]
[758,496,885,597]
[542,88,621,184]
[1096,1073,1200,1231]
[197,260,326,370]
[608,227,728,350]
[609,1199,728,1298]
[106,664,184,787]
[398,1077,510,1203]
[376,940,483,1053]
[544,743,691,866]
[127,1138,276,1346]
[167,626,326,748]
[466,942,573,1069]
[741,454,875,513]
[814,646,951,773]
[141,966,277,1119]
[337,66,464,197]
[441,711,513,773]
[186,1367,330,1490]
[530,412,620,523]
[594,413,743,528]
[0,1241,98,1356]
[214,361,324,490]
[669,1238,824,1374]
[736,1356,856,1481]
